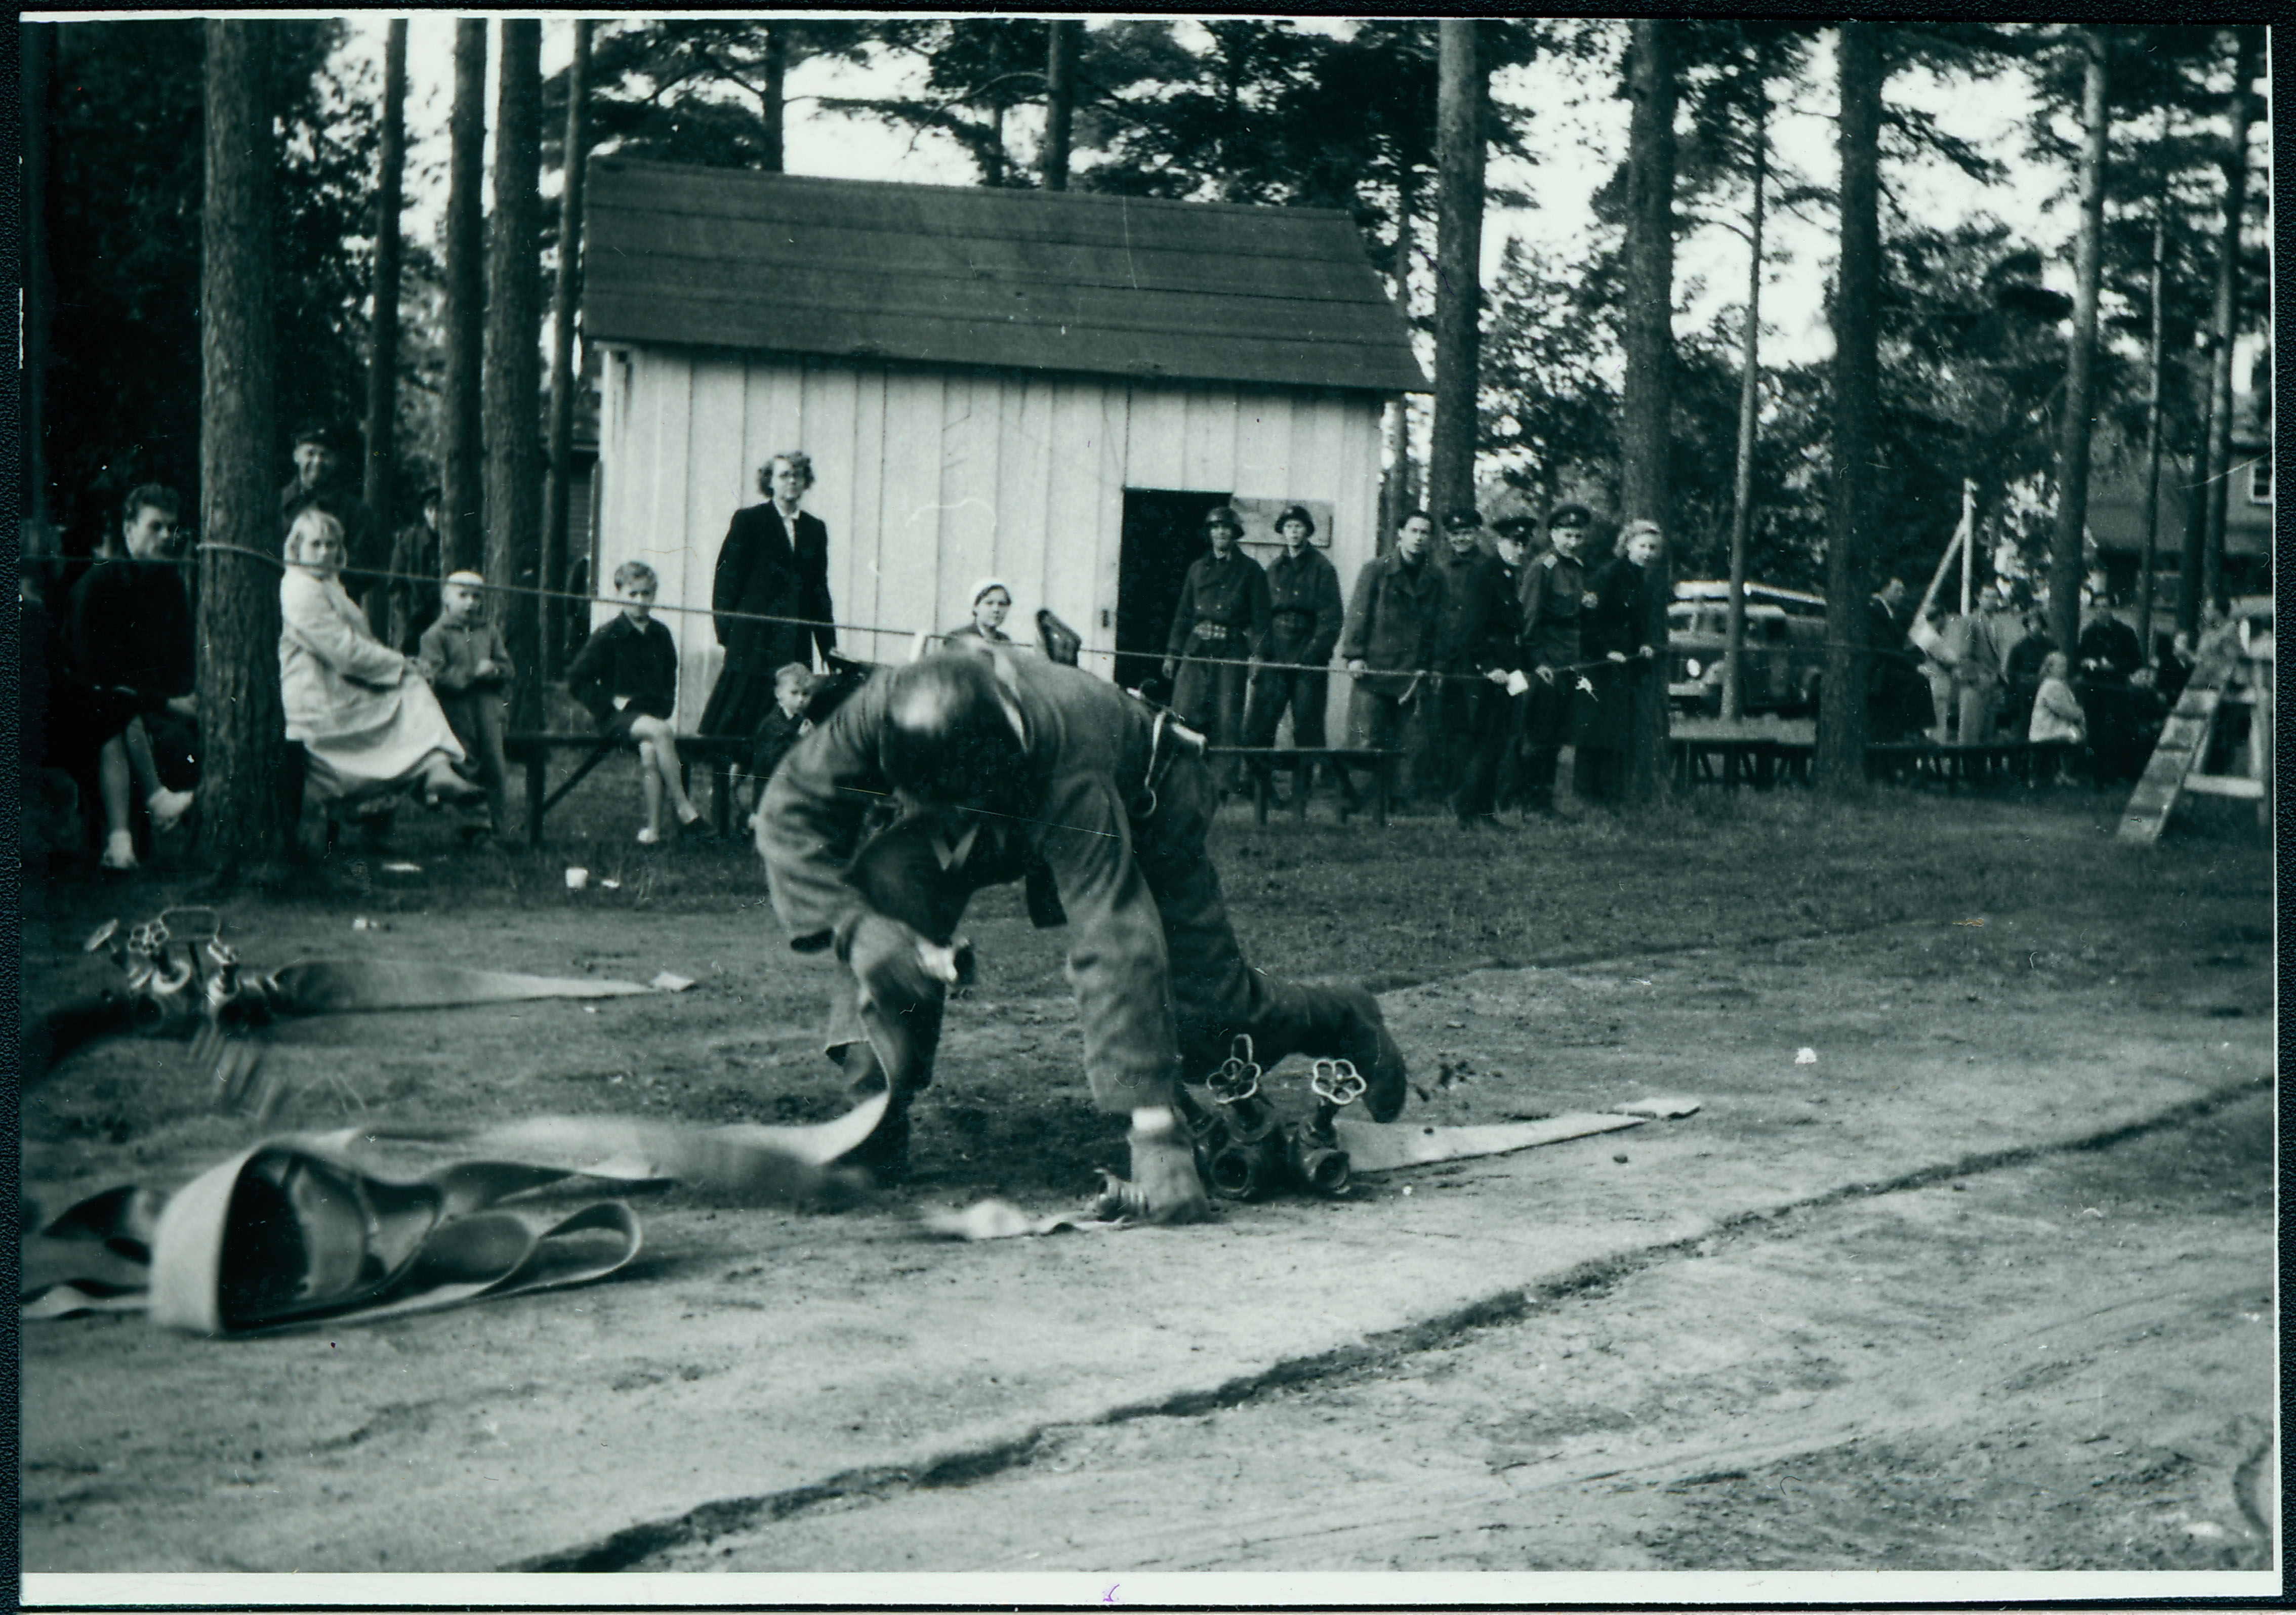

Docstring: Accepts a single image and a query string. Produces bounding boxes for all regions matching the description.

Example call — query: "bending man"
[757,649,1410,1222]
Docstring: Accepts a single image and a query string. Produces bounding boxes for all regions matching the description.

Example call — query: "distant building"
[579,160,1426,731]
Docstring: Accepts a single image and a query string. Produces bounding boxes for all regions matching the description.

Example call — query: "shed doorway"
[1116,488,1231,696]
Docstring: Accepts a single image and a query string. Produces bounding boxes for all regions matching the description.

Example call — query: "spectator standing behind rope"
[1162,505,1272,793]
[417,570,516,839]
[385,486,445,655]
[1451,516,1530,829]
[278,423,385,632]
[1240,505,1346,807]
[1571,519,1663,806]
[1338,510,1444,807]
[1427,508,1496,803]
[278,508,481,815]
[1514,503,1593,816]
[1866,576,1937,743]
[2075,602,2144,782]
[1999,600,2054,746]
[701,451,838,745]
[69,484,201,870]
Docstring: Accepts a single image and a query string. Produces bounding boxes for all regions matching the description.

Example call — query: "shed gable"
[583,161,1427,395]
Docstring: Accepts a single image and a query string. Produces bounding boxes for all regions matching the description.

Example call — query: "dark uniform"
[385,517,443,655]
[1516,547,1587,810]
[1242,542,1345,791]
[759,650,1400,1120]
[1431,544,1509,804]
[1571,552,1656,803]
[1868,592,1939,742]
[1450,549,1526,825]
[1166,545,1273,782]
[67,555,201,799]
[2075,613,2145,781]
[1338,549,1443,756]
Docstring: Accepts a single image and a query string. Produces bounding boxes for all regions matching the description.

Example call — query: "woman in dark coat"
[1571,519,1664,804]
[699,451,838,739]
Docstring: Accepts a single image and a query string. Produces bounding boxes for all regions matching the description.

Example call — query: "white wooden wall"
[597,349,1386,736]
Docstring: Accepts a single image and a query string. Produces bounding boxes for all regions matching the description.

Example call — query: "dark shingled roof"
[582,160,1428,395]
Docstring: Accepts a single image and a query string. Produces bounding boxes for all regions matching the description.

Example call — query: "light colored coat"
[279,567,418,744]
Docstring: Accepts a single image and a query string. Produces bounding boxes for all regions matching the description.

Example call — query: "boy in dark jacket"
[566,560,712,845]
[418,570,515,835]
[744,661,816,826]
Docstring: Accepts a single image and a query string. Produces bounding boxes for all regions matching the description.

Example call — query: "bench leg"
[1292,756,1310,823]
[1373,757,1391,828]
[714,765,735,839]
[1252,770,1269,826]
[525,752,547,846]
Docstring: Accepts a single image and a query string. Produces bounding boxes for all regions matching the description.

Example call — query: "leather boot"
[1238,981,1409,1124]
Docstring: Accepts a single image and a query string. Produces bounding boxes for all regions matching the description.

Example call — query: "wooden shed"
[580,159,1426,732]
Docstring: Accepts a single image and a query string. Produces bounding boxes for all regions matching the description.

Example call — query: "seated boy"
[68,484,199,869]
[566,560,714,845]
[418,569,515,835]
[743,661,816,825]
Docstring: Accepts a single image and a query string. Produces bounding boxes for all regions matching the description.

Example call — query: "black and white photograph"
[15,11,2277,1605]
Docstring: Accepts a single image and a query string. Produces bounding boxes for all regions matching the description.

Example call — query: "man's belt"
[1270,608,1317,624]
[1188,623,1240,643]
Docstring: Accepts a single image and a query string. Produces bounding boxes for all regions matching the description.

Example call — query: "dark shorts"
[603,699,674,748]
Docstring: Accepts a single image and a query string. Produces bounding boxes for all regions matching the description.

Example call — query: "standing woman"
[700,451,838,740]
[1571,519,1664,805]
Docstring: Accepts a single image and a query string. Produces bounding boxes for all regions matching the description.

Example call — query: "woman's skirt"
[300,680,464,804]
[699,666,776,739]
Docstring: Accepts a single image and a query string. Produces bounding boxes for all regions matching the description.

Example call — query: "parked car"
[1666,582,1828,716]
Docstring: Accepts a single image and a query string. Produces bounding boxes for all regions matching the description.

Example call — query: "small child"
[418,570,514,834]
[566,560,713,844]
[744,661,816,825]
[2027,650,2086,746]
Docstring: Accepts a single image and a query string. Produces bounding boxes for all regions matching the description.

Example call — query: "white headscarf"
[969,577,1013,611]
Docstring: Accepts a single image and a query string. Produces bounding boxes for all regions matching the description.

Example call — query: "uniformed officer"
[1163,505,1273,789]
[1515,502,1594,815]
[1338,510,1445,799]
[1452,517,1531,827]
[758,648,1411,1223]
[1429,507,1503,808]
[1241,504,1347,805]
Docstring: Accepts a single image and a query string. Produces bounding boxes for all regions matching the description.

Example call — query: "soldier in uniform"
[1515,502,1593,816]
[757,649,1411,1222]
[1429,507,1501,809]
[1338,509,1444,804]
[1162,505,1272,791]
[1241,505,1346,807]
[1452,516,1531,827]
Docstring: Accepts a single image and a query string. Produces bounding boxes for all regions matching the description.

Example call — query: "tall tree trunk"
[1721,102,1768,723]
[196,21,289,874]
[485,20,544,730]
[23,21,55,528]
[1816,20,1882,796]
[1429,19,1485,525]
[2197,23,2259,619]
[442,20,487,574]
[361,19,408,533]
[2135,132,2169,666]
[1379,176,1419,548]
[762,26,787,173]
[2046,26,2109,660]
[1041,19,1076,191]
[542,18,593,685]
[1621,20,1677,801]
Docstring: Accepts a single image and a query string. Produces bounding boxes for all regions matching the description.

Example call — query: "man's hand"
[1346,658,1368,675]
[1484,667,1511,686]
[1608,651,1628,663]
[165,694,199,719]
[474,657,499,679]
[844,913,950,1007]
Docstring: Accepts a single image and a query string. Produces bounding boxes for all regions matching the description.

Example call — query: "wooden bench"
[1864,739,2081,790]
[1669,736,1812,790]
[1202,747,1402,826]
[503,731,750,846]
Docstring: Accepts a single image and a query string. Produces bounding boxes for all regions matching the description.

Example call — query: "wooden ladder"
[2117,634,2263,843]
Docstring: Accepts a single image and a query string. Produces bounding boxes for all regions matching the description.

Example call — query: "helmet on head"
[880,652,1029,808]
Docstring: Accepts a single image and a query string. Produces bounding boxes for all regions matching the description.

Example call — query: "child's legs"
[628,716,694,821]
[468,693,511,826]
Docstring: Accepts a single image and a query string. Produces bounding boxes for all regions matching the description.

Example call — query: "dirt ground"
[16,778,2278,1597]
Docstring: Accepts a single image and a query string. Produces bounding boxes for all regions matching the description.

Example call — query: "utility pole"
[1041,19,1076,191]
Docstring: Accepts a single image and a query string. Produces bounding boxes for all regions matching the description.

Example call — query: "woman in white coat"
[280,508,479,807]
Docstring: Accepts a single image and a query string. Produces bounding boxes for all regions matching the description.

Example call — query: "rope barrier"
[179,540,1659,690]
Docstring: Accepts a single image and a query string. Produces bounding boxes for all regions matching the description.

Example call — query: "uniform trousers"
[1515,675,1574,805]
[1171,632,1251,785]
[1451,682,1520,821]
